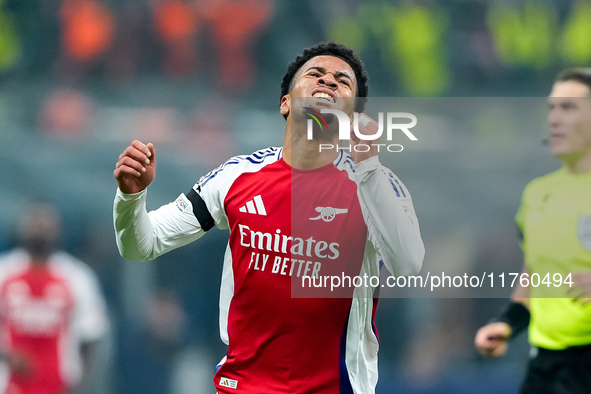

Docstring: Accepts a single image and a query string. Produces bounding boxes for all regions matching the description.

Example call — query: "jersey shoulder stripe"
[335,152,356,181]
[335,153,409,200]
[198,147,281,188]
[335,150,345,167]
[192,147,282,229]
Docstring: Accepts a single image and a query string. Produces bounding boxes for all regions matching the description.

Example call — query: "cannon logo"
[309,206,348,222]
[304,108,418,153]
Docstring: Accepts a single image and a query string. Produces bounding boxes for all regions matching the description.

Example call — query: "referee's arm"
[474,265,530,358]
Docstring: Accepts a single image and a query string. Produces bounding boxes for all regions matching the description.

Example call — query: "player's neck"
[282,122,339,169]
[561,151,591,174]
[30,259,50,269]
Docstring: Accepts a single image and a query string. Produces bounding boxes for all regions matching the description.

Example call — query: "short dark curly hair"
[280,42,369,118]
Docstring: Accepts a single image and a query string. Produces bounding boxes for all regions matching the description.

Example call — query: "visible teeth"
[313,92,335,102]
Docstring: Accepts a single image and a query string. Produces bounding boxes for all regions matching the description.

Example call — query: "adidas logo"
[219,377,238,389]
[239,195,267,216]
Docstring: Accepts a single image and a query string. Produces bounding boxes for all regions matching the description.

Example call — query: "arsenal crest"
[578,216,591,251]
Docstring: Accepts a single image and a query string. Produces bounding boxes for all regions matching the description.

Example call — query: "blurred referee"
[475,68,591,394]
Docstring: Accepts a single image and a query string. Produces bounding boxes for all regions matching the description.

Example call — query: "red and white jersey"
[114,148,424,393]
[0,249,108,394]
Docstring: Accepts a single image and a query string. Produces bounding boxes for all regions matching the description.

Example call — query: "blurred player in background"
[0,202,109,394]
[113,42,424,393]
[475,68,591,393]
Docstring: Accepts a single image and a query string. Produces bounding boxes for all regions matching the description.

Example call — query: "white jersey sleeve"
[113,188,206,261]
[0,249,29,283]
[351,156,424,276]
[50,252,109,343]
[113,147,282,261]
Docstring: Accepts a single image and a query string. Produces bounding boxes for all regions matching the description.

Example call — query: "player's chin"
[301,97,334,109]
[549,144,569,157]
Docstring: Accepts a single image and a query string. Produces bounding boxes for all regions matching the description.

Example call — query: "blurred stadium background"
[0,0,588,392]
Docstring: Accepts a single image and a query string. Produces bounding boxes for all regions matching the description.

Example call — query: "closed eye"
[562,102,577,110]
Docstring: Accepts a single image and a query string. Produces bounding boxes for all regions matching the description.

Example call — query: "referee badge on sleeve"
[578,215,591,251]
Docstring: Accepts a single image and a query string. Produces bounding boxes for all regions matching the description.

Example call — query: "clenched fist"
[114,140,156,194]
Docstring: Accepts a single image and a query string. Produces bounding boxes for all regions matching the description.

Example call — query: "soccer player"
[475,68,591,393]
[113,42,425,393]
[0,202,109,394]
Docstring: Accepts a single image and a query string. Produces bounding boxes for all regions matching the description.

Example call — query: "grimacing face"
[547,80,591,159]
[280,55,358,120]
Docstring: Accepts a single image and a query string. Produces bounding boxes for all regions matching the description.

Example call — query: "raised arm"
[350,114,425,276]
[354,159,424,276]
[474,265,531,358]
[113,140,206,261]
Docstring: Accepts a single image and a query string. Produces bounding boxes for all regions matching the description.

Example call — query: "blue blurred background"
[1,0,588,392]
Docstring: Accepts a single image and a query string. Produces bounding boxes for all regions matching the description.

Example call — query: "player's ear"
[280,95,290,117]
